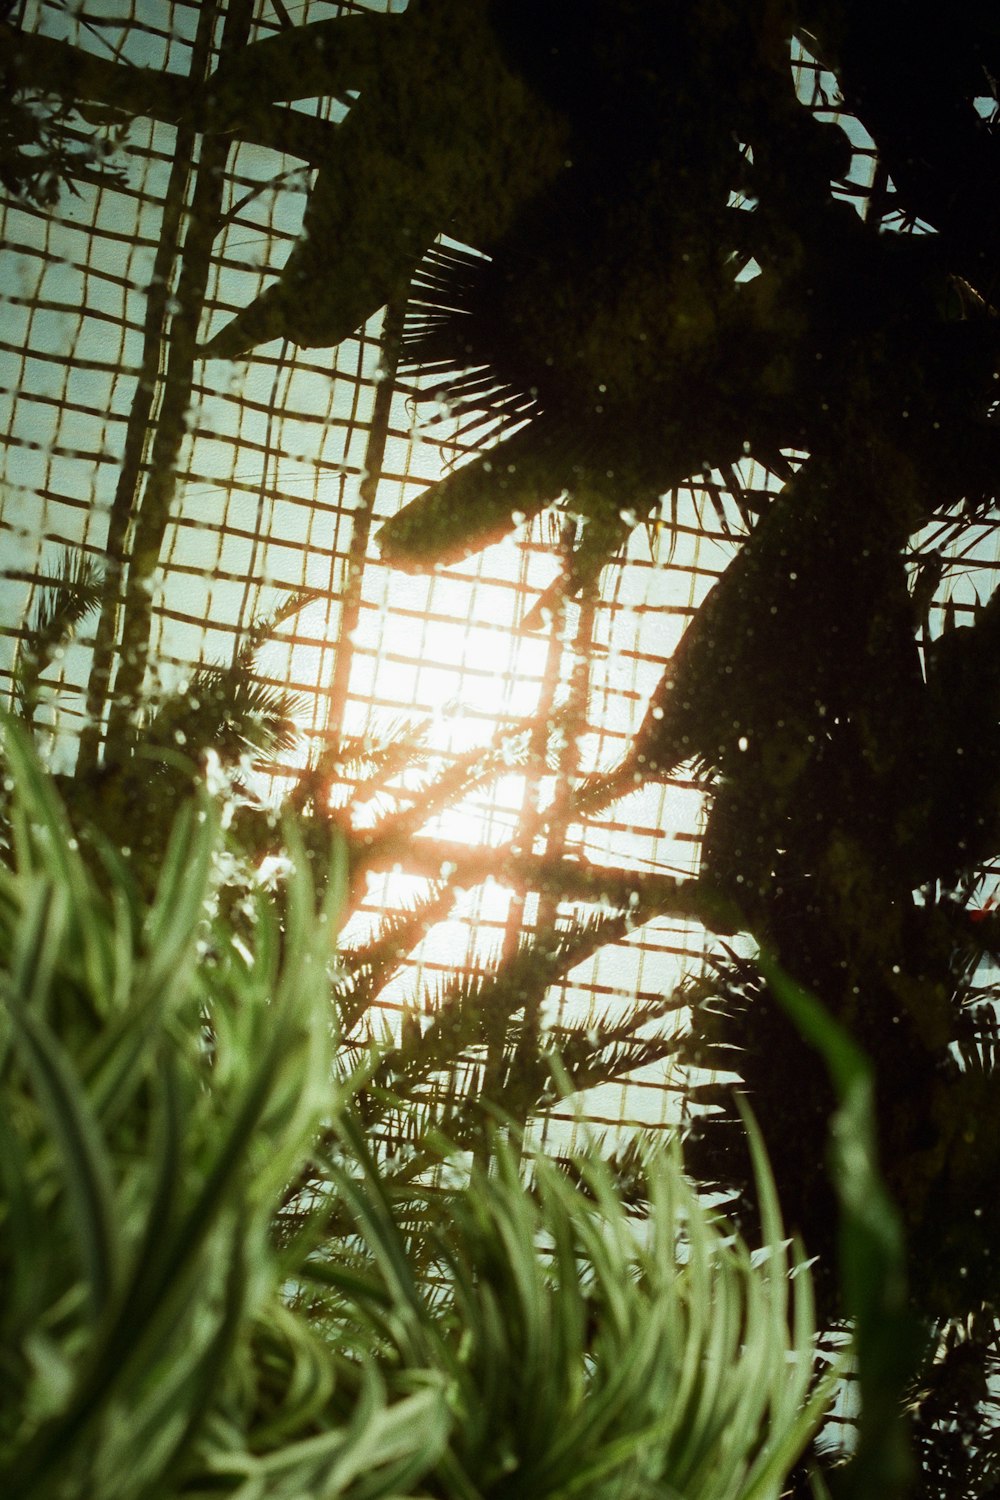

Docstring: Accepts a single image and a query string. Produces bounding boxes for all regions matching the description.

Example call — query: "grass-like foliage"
[0,719,368,1499]
[318,1113,836,1500]
[0,720,834,1499]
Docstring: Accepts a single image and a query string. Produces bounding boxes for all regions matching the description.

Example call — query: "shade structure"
[5,3,1000,1487]
[0,0,765,1147]
[3,0,1000,1115]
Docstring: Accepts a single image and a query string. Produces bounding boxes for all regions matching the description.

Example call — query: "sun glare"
[306,380,751,1131]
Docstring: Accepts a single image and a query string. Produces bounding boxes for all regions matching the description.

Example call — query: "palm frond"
[401,243,538,443]
[952,1004,1000,1074]
[365,966,500,1115]
[236,585,322,665]
[12,547,104,725]
[361,725,531,855]
[363,907,652,1132]
[131,590,317,770]
[298,717,433,813]
[142,664,304,762]
[338,881,453,1035]
[553,989,688,1076]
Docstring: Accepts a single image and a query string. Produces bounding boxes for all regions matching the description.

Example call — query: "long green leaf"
[5,997,119,1319]
[761,956,920,1500]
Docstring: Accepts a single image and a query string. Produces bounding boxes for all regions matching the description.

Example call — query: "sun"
[298,377,751,1134]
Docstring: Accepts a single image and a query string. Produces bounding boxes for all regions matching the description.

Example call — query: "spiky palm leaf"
[357,724,533,860]
[295,716,434,817]
[236,585,321,666]
[133,585,317,769]
[358,904,679,1165]
[39,588,311,895]
[337,882,453,1036]
[550,988,690,1093]
[199,0,566,361]
[142,663,304,763]
[11,546,103,727]
[295,712,554,912]
[907,1308,1000,1500]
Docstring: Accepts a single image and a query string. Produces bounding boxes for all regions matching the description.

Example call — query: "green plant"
[763,958,921,1500]
[0,722,836,1500]
[306,1108,836,1500]
[246,716,692,1185]
[7,568,314,882]
[10,546,104,731]
[7,7,1000,1488]
[0,718,446,1499]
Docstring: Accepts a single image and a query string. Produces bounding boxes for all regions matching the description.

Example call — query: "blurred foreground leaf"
[762,956,923,1499]
[0,717,445,1500]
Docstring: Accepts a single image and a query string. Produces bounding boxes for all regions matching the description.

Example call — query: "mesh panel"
[3,0,998,1157]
